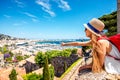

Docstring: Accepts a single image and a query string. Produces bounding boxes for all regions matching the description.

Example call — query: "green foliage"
[6,57,12,62]
[9,51,14,57]
[9,68,18,80]
[43,56,50,80]
[24,55,30,59]
[71,48,77,54]
[35,52,45,67]
[45,50,61,62]
[64,62,67,71]
[23,73,43,80]
[99,11,117,36]
[49,65,54,80]
[45,48,75,62]
[16,55,23,61]
[63,48,72,52]
[0,47,2,53]
[0,45,11,54]
[2,45,9,54]
[35,48,77,68]
[61,49,71,57]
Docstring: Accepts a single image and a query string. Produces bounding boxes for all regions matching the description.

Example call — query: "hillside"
[0,34,25,40]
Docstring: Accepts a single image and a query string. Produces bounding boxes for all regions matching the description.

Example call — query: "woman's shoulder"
[97,39,109,45]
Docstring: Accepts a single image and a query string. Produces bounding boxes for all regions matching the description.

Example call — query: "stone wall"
[24,61,40,73]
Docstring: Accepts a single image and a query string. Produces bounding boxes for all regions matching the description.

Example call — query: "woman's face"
[85,28,92,37]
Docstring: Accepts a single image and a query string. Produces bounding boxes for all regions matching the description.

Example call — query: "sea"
[36,39,89,45]
[36,39,89,49]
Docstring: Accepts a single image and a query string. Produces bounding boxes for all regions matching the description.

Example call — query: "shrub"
[2,45,9,54]
[6,57,12,62]
[23,73,43,80]
[9,51,14,57]
[35,52,45,67]
[45,50,61,62]
[71,48,77,54]
[16,55,23,61]
[24,55,30,59]
[9,68,18,80]
[61,49,71,57]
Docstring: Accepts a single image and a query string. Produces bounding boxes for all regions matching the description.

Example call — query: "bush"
[9,68,18,80]
[35,52,45,67]
[16,55,24,61]
[23,73,43,80]
[24,55,30,59]
[9,51,14,57]
[35,49,77,67]
[71,48,77,54]
[6,57,12,62]
[45,49,76,62]
[45,50,61,62]
[2,45,9,54]
[61,49,71,57]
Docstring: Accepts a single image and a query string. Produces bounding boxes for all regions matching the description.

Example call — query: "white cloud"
[4,15,11,18]
[42,7,56,17]
[55,0,71,11]
[13,23,22,26]
[14,0,25,8]
[36,0,56,17]
[36,0,50,10]
[23,12,37,18]
[22,21,28,24]
[32,18,39,22]
[23,12,40,22]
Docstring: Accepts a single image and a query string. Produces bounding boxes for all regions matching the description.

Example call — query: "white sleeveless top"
[104,43,120,74]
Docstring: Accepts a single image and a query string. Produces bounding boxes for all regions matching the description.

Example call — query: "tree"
[43,56,50,80]
[99,11,117,36]
[9,68,18,80]
[49,65,54,80]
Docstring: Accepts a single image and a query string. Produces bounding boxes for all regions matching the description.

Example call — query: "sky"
[0,0,117,39]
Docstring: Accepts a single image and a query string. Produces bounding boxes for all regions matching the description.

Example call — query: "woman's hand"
[61,42,65,46]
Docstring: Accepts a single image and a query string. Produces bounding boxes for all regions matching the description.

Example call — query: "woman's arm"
[61,40,92,46]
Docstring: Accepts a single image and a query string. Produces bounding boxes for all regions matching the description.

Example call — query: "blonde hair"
[91,34,103,73]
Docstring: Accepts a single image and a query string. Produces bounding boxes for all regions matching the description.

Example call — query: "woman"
[61,18,120,74]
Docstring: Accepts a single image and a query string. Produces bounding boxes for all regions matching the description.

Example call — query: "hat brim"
[83,24,100,36]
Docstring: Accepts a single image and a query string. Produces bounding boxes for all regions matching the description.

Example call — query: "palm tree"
[117,0,120,33]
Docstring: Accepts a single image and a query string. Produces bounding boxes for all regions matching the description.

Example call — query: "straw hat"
[83,18,105,36]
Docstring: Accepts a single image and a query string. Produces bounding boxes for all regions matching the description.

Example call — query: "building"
[0,54,4,67]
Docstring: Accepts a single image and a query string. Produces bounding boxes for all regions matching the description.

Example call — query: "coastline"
[0,39,82,56]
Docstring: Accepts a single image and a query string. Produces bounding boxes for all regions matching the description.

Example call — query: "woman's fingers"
[61,42,65,46]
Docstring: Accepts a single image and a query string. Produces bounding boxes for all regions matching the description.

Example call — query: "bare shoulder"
[97,39,109,45]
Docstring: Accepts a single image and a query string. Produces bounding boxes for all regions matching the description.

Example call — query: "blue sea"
[36,39,89,45]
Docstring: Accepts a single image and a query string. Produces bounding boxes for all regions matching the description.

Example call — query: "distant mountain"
[0,34,25,40]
